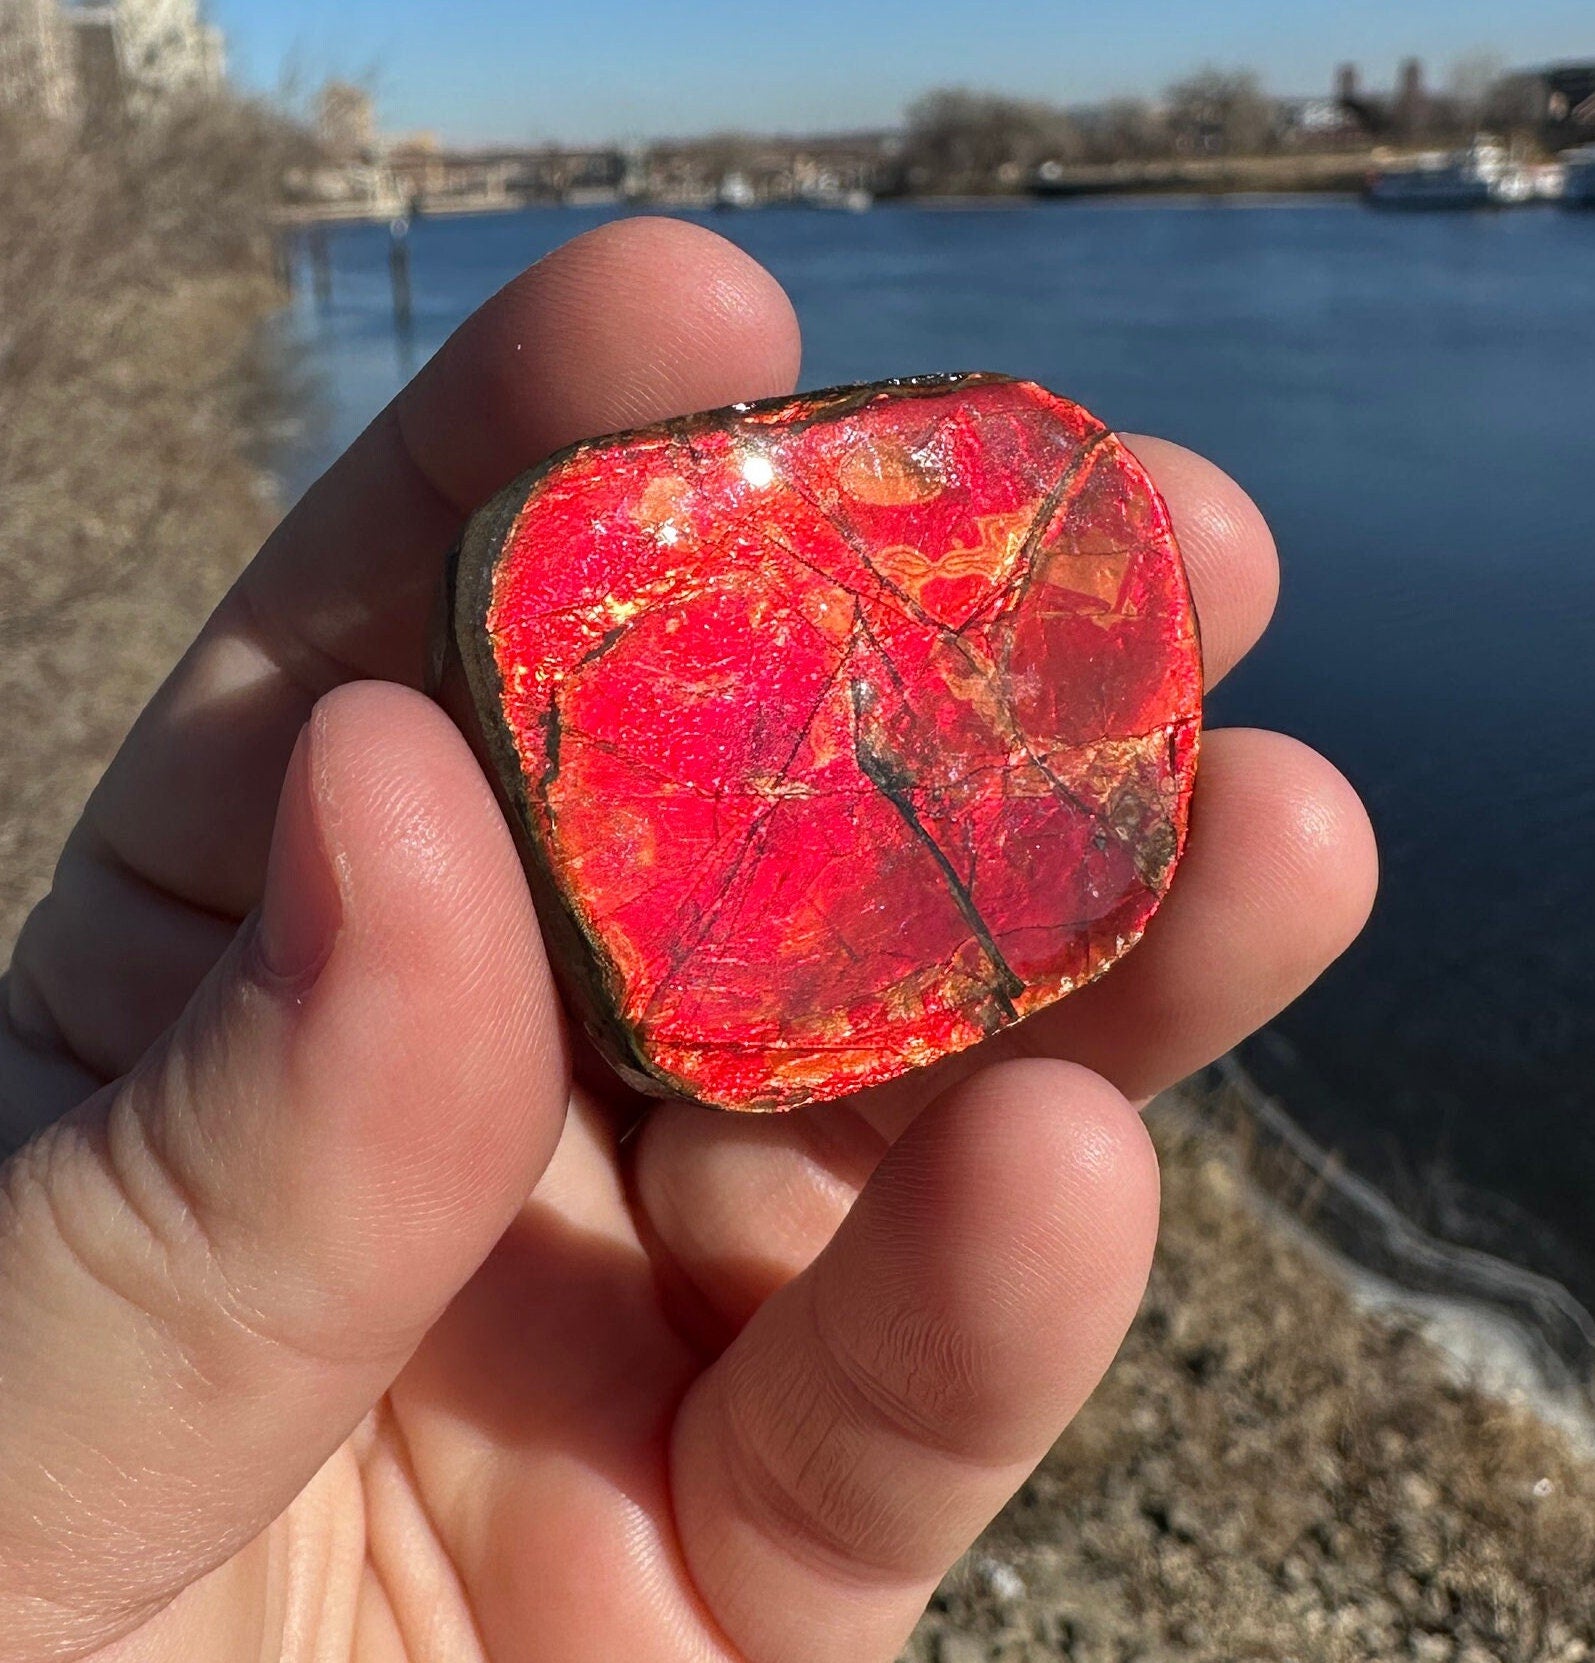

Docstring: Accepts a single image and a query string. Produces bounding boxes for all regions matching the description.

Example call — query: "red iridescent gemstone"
[452,373,1202,1111]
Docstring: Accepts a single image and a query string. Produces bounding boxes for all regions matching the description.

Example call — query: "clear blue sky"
[212,0,1594,146]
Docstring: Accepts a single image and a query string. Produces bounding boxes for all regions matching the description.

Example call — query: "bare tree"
[0,94,307,943]
[1480,71,1549,143]
[1445,50,1507,130]
[1076,97,1173,162]
[903,88,1081,192]
[1164,68,1277,155]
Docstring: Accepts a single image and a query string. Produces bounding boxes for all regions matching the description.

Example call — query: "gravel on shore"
[906,1098,1595,1662]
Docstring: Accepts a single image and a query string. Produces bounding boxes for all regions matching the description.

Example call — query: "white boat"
[800,185,873,212]
[715,172,758,210]
[1366,137,1536,209]
[1562,144,1595,208]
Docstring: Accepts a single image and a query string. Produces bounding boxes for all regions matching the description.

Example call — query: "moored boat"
[1561,144,1595,207]
[714,172,758,210]
[1366,137,1535,208]
[800,185,873,212]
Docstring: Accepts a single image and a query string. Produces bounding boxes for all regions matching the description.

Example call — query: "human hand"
[0,219,1376,1663]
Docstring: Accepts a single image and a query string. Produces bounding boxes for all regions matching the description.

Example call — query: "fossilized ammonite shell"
[450,374,1202,1110]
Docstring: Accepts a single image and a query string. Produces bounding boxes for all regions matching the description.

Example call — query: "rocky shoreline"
[907,1094,1595,1662]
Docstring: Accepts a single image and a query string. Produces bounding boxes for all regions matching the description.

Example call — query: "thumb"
[0,682,569,1661]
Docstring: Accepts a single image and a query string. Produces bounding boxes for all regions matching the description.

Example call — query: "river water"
[275,200,1595,1314]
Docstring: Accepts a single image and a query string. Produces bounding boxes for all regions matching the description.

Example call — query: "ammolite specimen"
[451,374,1202,1111]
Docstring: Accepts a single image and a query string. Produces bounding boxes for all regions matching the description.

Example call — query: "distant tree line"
[895,58,1571,193]
[899,72,1280,193]
[291,52,1592,210]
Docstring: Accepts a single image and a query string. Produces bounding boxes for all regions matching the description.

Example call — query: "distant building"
[1394,57,1429,138]
[316,80,376,162]
[386,132,446,197]
[513,143,626,200]
[0,0,78,118]
[1279,96,1362,149]
[71,0,224,117]
[0,0,226,124]
[1334,58,1451,141]
[635,132,891,206]
[1511,62,1595,148]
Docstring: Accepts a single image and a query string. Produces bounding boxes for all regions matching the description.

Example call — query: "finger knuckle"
[717,1289,1000,1583]
[823,1302,990,1457]
[0,1098,227,1401]
[720,1349,923,1581]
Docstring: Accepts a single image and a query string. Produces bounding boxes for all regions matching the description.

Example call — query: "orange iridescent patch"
[452,374,1202,1110]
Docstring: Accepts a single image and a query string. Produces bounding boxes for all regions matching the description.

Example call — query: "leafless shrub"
[0,96,302,948]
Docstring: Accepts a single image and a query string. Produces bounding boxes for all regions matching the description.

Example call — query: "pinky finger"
[669,1059,1158,1663]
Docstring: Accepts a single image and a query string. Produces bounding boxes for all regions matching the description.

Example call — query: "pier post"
[388,216,413,335]
[308,227,333,309]
[272,233,294,297]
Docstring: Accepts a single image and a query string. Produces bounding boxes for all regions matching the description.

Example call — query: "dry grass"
[907,1098,1595,1663]
[0,100,300,947]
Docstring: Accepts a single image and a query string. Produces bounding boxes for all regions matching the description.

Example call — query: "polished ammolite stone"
[452,374,1202,1111]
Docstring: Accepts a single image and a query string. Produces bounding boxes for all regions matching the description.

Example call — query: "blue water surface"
[276,200,1595,1303]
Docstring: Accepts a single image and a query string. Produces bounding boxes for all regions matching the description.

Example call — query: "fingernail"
[258,713,343,988]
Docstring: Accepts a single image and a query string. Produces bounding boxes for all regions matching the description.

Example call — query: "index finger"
[82,217,803,915]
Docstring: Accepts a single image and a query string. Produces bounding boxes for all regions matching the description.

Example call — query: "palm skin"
[0,220,1375,1663]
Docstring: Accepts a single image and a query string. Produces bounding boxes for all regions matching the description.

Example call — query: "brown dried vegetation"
[0,99,302,946]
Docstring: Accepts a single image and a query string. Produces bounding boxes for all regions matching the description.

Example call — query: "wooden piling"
[308,227,332,308]
[388,217,413,334]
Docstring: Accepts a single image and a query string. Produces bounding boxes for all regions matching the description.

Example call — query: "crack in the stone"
[633,630,860,1023]
[776,469,948,634]
[547,518,782,684]
[847,673,1024,1024]
[760,517,932,638]
[773,442,1153,866]
[540,700,562,794]
[542,419,1185,1045]
[850,582,1123,859]
[562,724,893,805]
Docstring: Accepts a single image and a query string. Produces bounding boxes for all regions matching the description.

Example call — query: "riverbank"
[907,1088,1595,1663]
[277,152,1379,228]
[1031,150,1374,197]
